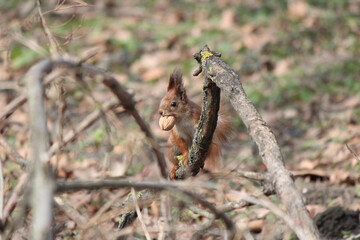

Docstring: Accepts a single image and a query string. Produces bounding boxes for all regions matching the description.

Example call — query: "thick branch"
[25,60,55,240]
[193,45,319,240]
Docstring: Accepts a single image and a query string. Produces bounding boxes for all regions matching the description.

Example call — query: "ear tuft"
[168,68,183,90]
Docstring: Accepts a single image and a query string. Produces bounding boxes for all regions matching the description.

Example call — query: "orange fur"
[158,69,231,179]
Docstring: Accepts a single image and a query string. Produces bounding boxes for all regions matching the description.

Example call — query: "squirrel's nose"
[159,110,164,116]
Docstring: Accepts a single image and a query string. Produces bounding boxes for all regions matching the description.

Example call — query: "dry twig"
[131,188,152,240]
[0,135,30,167]
[2,174,28,227]
[346,143,360,163]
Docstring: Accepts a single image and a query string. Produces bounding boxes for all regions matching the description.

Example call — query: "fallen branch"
[192,45,319,240]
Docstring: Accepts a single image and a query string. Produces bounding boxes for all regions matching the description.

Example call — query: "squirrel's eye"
[171,102,176,107]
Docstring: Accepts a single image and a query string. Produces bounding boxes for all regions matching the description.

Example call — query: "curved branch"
[193,45,319,240]
[175,74,221,179]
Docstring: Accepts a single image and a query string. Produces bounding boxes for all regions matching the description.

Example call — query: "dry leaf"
[287,0,309,20]
[306,205,327,218]
[141,67,165,82]
[274,59,292,76]
[220,9,236,30]
[298,159,319,170]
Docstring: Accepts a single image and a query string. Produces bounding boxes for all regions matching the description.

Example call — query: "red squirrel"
[158,69,231,179]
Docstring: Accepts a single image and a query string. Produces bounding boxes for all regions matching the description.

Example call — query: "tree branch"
[192,45,319,240]
[175,72,221,178]
[25,60,55,240]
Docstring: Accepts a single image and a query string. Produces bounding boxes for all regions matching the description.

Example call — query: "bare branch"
[37,0,61,57]
[193,45,319,240]
[25,60,55,240]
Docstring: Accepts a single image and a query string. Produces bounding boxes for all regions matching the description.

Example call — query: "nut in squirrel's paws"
[159,115,176,131]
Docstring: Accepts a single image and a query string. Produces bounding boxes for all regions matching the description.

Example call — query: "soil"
[314,206,360,240]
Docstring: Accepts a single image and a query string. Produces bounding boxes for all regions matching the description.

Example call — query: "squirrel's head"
[158,69,188,120]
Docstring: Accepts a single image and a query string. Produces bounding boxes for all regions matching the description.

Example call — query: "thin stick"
[131,188,152,240]
[0,134,29,167]
[2,174,28,227]
[54,196,87,225]
[0,155,3,222]
[86,189,128,228]
[346,143,360,163]
[37,0,61,56]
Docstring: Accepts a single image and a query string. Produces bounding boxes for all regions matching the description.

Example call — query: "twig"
[0,134,30,167]
[2,185,31,240]
[85,189,128,228]
[190,216,215,240]
[0,155,3,223]
[229,190,301,236]
[131,188,151,240]
[193,45,319,240]
[54,196,87,225]
[37,0,61,57]
[346,143,360,163]
[220,200,252,213]
[2,174,29,227]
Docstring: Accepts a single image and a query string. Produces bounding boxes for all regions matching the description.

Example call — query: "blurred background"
[1,0,360,239]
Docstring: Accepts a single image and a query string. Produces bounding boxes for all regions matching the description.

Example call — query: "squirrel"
[158,69,231,180]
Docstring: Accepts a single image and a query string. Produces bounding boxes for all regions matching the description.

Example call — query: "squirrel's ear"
[168,68,183,90]
[172,69,187,100]
[167,72,176,91]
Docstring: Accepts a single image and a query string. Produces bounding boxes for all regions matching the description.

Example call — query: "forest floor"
[1,0,360,239]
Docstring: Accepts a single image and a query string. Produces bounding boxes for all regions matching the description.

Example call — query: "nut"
[159,115,176,131]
